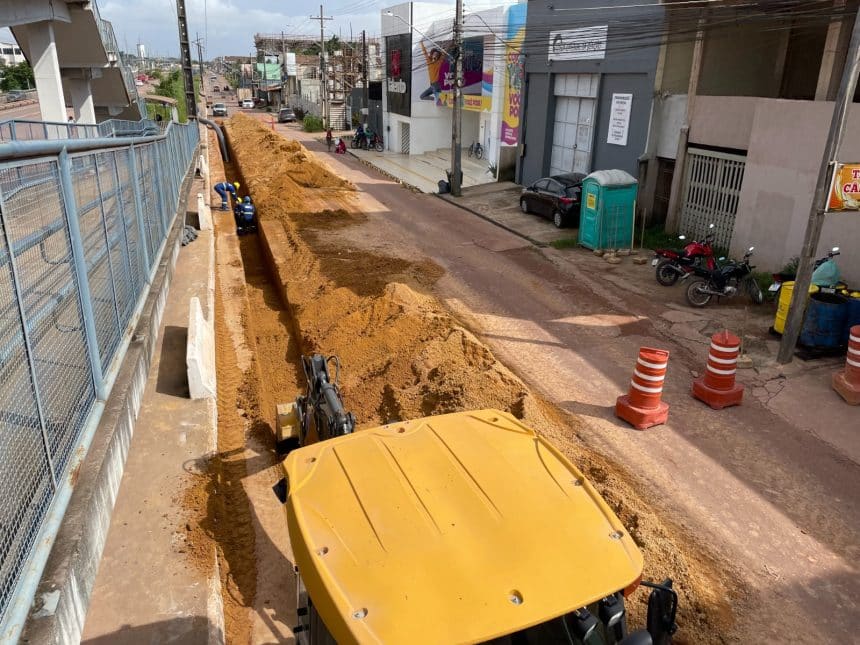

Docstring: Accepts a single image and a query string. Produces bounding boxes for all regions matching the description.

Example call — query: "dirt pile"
[221,113,737,642]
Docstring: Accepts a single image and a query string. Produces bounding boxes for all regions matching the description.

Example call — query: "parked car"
[254,97,268,108]
[212,103,228,117]
[241,98,254,109]
[6,91,26,102]
[519,172,585,228]
[277,107,297,123]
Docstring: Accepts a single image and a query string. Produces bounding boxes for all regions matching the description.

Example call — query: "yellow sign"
[828,163,860,211]
[586,193,596,210]
[437,92,491,112]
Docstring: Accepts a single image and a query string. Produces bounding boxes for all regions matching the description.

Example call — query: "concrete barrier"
[197,193,213,231]
[187,296,216,399]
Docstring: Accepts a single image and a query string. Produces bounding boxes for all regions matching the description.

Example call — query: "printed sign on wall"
[828,163,860,211]
[500,3,526,145]
[548,26,608,61]
[607,93,632,146]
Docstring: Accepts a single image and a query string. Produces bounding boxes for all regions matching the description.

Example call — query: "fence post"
[128,144,151,281]
[0,184,58,488]
[92,156,123,335]
[58,148,107,400]
[149,144,169,239]
[111,149,139,297]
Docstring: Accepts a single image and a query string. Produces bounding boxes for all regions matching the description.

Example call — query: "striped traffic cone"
[692,330,744,409]
[615,347,670,430]
[832,325,860,405]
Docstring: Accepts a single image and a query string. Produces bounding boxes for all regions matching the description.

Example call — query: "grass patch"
[303,114,324,132]
[640,226,679,251]
[550,236,579,249]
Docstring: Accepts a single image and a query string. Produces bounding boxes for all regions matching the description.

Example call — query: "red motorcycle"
[652,223,717,286]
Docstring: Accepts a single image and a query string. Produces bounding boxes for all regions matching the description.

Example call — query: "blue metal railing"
[0,118,159,143]
[0,119,200,636]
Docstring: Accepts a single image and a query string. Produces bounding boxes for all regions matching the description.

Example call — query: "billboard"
[415,35,488,112]
[828,163,860,211]
[386,34,412,116]
[500,3,526,145]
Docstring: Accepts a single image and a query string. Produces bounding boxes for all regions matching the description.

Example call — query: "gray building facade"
[518,0,663,186]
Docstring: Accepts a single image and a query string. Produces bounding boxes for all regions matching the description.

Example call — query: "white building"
[0,40,25,65]
[380,1,524,179]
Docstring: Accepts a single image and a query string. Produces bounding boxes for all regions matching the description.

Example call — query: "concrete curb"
[18,156,200,645]
[434,193,548,248]
[197,193,213,230]
[345,149,424,194]
[187,295,216,399]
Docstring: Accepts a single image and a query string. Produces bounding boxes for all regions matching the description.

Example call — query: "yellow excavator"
[274,354,678,645]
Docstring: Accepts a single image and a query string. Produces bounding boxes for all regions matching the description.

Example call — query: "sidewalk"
[80,172,221,643]
[349,145,493,193]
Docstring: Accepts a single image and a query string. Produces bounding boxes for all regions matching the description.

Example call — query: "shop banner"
[548,25,608,61]
[500,3,526,146]
[828,163,860,211]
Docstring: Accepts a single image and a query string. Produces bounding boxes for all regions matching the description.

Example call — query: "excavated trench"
[192,114,742,644]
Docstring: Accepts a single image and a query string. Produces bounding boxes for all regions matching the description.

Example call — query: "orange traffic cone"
[692,330,744,409]
[615,347,670,430]
[832,325,860,405]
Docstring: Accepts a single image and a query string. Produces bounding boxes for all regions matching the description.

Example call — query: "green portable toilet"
[579,170,638,251]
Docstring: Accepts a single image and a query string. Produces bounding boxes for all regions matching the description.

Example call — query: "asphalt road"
[260,117,860,643]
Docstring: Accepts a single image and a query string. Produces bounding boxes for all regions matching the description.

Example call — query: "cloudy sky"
[1,0,391,59]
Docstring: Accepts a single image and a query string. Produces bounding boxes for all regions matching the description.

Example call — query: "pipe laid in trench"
[196,117,229,163]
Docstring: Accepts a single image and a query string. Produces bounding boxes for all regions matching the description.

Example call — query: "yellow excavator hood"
[284,409,643,644]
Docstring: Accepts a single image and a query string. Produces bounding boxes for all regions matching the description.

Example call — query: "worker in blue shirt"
[213,180,239,210]
[236,196,257,234]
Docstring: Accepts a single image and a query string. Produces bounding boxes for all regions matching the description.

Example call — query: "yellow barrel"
[774,281,819,333]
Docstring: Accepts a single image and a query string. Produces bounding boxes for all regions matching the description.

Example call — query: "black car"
[519,172,586,228]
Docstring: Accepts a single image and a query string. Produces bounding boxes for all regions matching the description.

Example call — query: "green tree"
[1,62,35,91]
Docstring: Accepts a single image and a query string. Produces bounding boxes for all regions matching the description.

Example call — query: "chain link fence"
[0,120,199,624]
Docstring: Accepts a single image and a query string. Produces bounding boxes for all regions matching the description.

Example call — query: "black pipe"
[196,117,230,162]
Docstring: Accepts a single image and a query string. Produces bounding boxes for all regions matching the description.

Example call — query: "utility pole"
[778,8,860,364]
[194,33,205,94]
[450,0,464,196]
[281,30,286,109]
[175,0,197,118]
[362,30,369,126]
[310,5,333,127]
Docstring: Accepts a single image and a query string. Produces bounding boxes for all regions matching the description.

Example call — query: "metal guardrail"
[0,118,160,142]
[0,119,199,629]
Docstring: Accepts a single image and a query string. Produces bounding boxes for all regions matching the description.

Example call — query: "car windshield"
[214,104,225,108]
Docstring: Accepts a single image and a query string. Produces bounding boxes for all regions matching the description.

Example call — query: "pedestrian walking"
[326,128,333,152]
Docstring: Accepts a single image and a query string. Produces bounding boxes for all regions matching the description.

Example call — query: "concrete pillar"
[816,0,849,101]
[24,21,67,122]
[68,77,96,124]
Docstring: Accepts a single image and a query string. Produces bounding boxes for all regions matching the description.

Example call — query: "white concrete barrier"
[187,296,216,399]
[197,193,213,231]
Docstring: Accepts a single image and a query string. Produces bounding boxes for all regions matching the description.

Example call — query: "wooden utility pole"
[310,5,333,127]
[778,8,860,363]
[362,30,369,125]
[450,0,464,196]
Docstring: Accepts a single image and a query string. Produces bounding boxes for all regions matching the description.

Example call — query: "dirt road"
[212,114,859,643]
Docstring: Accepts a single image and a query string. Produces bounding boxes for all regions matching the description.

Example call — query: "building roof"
[585,169,638,186]
[284,409,643,644]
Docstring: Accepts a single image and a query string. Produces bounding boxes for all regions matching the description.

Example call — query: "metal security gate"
[550,74,598,177]
[679,148,746,249]
[400,122,410,154]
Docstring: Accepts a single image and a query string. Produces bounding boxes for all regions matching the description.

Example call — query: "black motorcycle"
[685,246,764,308]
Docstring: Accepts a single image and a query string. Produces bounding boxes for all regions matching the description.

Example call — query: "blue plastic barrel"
[800,293,848,348]
[843,296,860,344]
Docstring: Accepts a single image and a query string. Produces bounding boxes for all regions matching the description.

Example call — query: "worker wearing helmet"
[237,195,257,234]
[213,180,238,211]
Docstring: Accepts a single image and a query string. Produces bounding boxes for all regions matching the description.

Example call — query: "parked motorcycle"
[652,223,717,286]
[366,131,384,152]
[685,246,764,307]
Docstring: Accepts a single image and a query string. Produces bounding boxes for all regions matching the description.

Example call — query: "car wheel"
[553,210,566,228]
[520,199,529,214]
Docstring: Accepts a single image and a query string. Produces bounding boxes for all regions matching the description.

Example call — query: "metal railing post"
[128,145,151,280]
[0,189,58,488]
[58,148,107,400]
[93,156,123,337]
[111,149,138,298]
